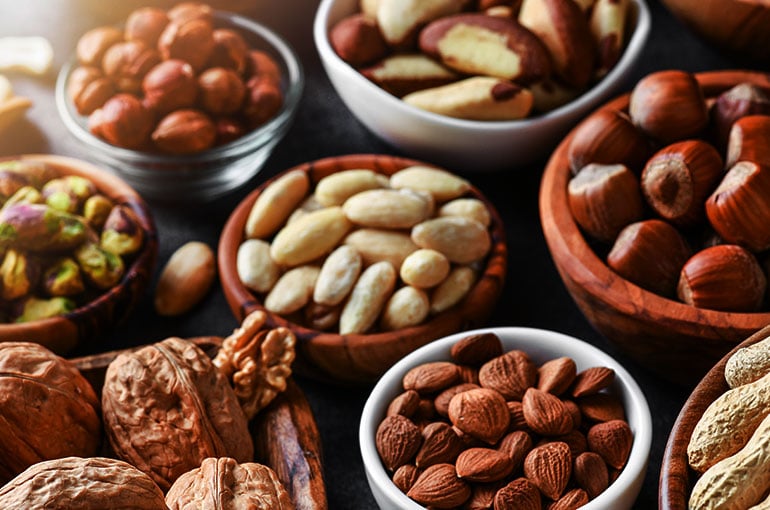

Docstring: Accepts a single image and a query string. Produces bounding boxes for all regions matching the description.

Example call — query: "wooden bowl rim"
[659,322,770,508]
[539,70,770,334]
[218,153,507,350]
[0,154,158,350]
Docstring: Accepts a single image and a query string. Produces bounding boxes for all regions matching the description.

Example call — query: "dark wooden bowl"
[660,0,770,64]
[539,70,770,387]
[218,154,507,384]
[71,336,328,510]
[0,154,157,354]
[659,323,770,509]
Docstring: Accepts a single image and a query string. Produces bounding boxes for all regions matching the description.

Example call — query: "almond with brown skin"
[537,356,577,395]
[587,419,633,470]
[494,477,542,510]
[507,400,531,431]
[573,451,609,499]
[497,430,533,471]
[578,393,626,423]
[415,422,465,468]
[434,383,480,417]
[375,414,422,471]
[392,464,420,494]
[403,361,462,395]
[450,332,504,366]
[522,387,574,436]
[546,429,588,458]
[549,488,590,509]
[407,463,471,508]
[562,400,582,429]
[448,387,510,444]
[465,481,506,510]
[523,441,572,501]
[387,389,420,417]
[570,366,615,397]
[479,350,537,400]
[456,447,514,483]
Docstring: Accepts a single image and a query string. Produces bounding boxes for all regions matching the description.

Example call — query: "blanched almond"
[270,206,352,266]
[343,188,433,229]
[400,248,450,288]
[380,285,430,331]
[313,245,362,306]
[154,241,216,316]
[430,265,477,313]
[390,166,470,203]
[438,197,491,226]
[412,216,491,264]
[314,169,389,206]
[264,265,320,315]
[236,238,280,293]
[339,261,396,334]
[245,169,309,239]
[344,228,419,268]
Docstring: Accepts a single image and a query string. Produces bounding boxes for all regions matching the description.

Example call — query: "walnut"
[0,342,101,483]
[166,457,295,509]
[0,456,167,509]
[102,337,253,491]
[213,310,296,420]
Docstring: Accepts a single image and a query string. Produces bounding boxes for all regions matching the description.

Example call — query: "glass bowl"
[55,10,304,204]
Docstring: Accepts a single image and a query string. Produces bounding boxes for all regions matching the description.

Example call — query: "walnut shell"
[0,342,101,483]
[101,337,253,491]
[166,457,295,509]
[0,456,166,509]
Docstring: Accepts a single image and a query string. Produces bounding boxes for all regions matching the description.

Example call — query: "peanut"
[688,370,770,472]
[245,169,309,239]
[154,241,216,316]
[339,261,396,334]
[690,412,770,510]
[725,334,770,388]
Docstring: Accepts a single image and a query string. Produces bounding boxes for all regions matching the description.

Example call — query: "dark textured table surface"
[0,0,761,507]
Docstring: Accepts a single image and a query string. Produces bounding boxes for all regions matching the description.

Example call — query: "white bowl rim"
[359,326,653,509]
[313,0,652,132]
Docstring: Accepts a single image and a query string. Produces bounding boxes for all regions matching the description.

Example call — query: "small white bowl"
[314,0,651,172]
[359,327,653,510]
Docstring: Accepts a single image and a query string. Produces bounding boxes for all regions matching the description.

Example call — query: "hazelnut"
[567,162,644,243]
[677,244,767,312]
[151,109,217,154]
[214,116,246,145]
[567,108,651,174]
[198,67,246,115]
[76,26,123,67]
[167,1,214,23]
[67,65,116,115]
[640,139,723,227]
[142,59,198,115]
[124,6,169,48]
[706,160,770,252]
[330,13,389,67]
[629,70,709,143]
[208,28,249,73]
[725,114,770,169]
[158,17,215,72]
[245,50,282,85]
[89,93,154,149]
[101,40,161,93]
[607,218,691,297]
[243,76,283,128]
[710,83,770,151]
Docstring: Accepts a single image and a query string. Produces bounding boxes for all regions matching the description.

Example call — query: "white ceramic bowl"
[359,327,653,509]
[314,0,651,172]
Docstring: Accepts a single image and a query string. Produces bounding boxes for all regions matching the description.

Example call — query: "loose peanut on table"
[237,163,494,334]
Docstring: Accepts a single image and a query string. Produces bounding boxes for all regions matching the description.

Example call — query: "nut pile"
[375,332,633,509]
[329,0,633,120]
[687,333,770,509]
[567,71,770,312]
[0,159,145,323]
[68,1,284,154]
[0,312,296,508]
[236,164,494,334]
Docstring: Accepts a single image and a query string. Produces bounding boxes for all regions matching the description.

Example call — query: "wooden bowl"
[218,154,507,384]
[71,336,327,510]
[0,154,157,354]
[660,0,770,64]
[659,323,770,509]
[539,70,770,387]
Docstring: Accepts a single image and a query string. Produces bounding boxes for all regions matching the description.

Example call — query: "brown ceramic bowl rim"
[659,322,770,509]
[539,70,770,332]
[0,154,157,353]
[218,153,507,382]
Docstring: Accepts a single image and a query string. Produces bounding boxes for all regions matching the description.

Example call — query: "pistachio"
[0,249,37,300]
[100,205,145,256]
[14,296,76,322]
[43,257,85,297]
[74,242,125,289]
[0,204,87,253]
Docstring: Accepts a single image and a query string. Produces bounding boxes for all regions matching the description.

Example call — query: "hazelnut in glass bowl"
[539,69,770,386]
[218,154,507,384]
[55,2,304,203]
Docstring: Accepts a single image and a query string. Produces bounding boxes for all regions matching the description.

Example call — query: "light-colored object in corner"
[0,73,32,134]
[359,327,652,509]
[313,0,651,170]
[725,334,770,388]
[0,37,54,75]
